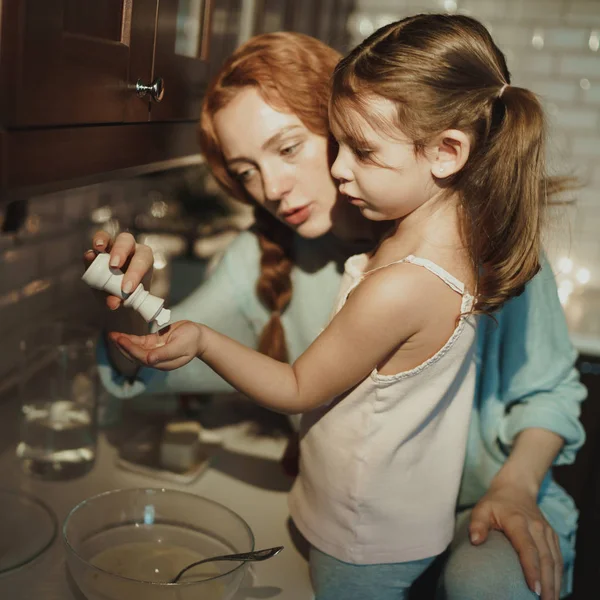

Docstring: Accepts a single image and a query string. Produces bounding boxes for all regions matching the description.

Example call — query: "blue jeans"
[434,509,540,600]
[309,509,568,599]
[309,547,436,600]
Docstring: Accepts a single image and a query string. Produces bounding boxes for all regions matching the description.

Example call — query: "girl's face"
[330,97,438,222]
[213,87,340,239]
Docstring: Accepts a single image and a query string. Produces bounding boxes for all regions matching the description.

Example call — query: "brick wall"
[0,178,141,385]
[0,167,215,388]
[350,0,600,300]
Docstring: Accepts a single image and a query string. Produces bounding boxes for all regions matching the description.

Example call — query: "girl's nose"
[330,149,353,183]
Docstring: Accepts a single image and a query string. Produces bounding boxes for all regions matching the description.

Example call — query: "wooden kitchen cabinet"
[0,0,214,127]
[0,0,214,198]
[253,0,354,52]
[151,0,216,122]
[206,0,244,78]
[252,0,287,34]
[0,0,353,199]
[0,0,135,128]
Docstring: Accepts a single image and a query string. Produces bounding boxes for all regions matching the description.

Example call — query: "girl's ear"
[429,130,471,179]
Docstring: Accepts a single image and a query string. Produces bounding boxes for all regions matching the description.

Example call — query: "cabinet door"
[252,0,353,51]
[286,0,318,37]
[150,0,214,122]
[0,0,141,127]
[207,0,244,78]
[318,0,354,52]
[290,0,354,51]
[253,0,291,34]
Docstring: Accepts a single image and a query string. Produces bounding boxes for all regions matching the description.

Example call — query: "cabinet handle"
[136,77,165,103]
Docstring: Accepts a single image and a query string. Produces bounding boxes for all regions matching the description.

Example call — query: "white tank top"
[288,254,478,564]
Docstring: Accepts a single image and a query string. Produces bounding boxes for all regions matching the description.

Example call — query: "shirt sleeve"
[98,231,262,399]
[495,258,587,465]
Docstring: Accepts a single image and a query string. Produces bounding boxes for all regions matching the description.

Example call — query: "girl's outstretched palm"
[109,321,204,370]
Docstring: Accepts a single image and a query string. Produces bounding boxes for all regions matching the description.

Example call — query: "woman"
[91,32,586,600]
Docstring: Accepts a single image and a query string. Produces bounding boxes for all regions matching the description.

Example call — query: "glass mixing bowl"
[63,488,254,600]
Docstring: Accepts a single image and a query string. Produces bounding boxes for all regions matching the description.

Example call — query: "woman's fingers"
[501,516,542,596]
[88,232,154,296]
[546,528,562,600]
[92,230,113,251]
[105,233,154,295]
[107,232,136,269]
[84,249,123,308]
[121,243,154,294]
[528,520,555,600]
[468,502,492,544]
[83,249,96,266]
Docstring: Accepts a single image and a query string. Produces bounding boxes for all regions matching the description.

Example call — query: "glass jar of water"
[17,323,99,480]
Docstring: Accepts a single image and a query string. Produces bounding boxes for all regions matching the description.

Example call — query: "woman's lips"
[283,204,312,225]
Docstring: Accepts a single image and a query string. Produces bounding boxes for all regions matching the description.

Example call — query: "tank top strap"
[358,254,466,295]
[337,253,471,313]
[400,255,466,295]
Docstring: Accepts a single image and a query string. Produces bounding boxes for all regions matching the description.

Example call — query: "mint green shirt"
[99,230,586,591]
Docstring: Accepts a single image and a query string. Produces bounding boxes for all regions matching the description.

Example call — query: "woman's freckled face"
[213,87,339,238]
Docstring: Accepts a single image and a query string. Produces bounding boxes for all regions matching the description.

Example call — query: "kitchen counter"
[0,396,314,600]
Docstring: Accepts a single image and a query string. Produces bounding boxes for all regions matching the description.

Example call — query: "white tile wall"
[545,27,589,49]
[554,107,598,129]
[582,84,600,105]
[573,136,600,157]
[352,0,600,297]
[0,165,235,387]
[559,56,600,78]
[532,80,579,103]
[517,53,556,75]
[567,1,600,25]
[0,178,150,382]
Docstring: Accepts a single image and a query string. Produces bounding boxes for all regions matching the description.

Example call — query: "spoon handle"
[171,546,284,583]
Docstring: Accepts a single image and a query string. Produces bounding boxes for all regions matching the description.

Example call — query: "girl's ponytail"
[465,85,547,314]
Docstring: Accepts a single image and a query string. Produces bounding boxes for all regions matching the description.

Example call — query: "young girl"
[112,14,555,598]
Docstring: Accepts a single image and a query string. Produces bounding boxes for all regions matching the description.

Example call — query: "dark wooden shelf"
[0,121,202,201]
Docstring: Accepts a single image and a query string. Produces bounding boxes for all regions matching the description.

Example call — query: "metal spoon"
[170,546,284,583]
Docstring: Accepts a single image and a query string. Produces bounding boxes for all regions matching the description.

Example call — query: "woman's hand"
[469,479,562,600]
[84,231,154,310]
[109,321,206,370]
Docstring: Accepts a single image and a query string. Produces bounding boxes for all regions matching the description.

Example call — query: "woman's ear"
[429,130,471,179]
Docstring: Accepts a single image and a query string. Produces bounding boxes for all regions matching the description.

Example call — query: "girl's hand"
[84,232,154,310]
[469,481,562,600]
[109,321,206,370]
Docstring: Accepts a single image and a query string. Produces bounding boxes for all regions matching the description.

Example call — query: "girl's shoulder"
[334,262,439,342]
[346,260,438,310]
[345,258,467,324]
